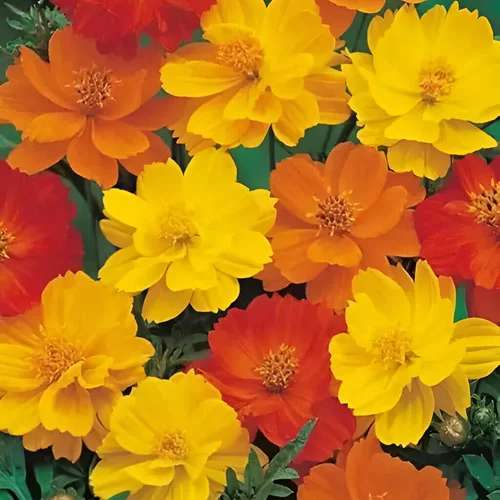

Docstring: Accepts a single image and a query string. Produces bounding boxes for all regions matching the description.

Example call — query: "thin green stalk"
[321,126,334,156]
[336,114,357,145]
[269,128,276,171]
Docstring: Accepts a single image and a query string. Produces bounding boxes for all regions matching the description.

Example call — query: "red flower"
[415,155,500,289]
[53,0,216,58]
[0,161,82,316]
[194,294,355,463]
[467,283,500,325]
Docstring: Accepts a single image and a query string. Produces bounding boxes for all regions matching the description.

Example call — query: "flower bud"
[471,405,496,432]
[439,414,469,447]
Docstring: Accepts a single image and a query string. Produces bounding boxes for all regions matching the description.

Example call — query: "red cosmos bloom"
[467,283,500,325]
[53,0,216,58]
[415,155,500,289]
[194,294,355,463]
[0,161,83,316]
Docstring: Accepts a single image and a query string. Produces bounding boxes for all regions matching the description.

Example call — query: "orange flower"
[193,294,355,462]
[0,27,171,188]
[262,143,425,311]
[298,432,462,500]
[323,0,426,15]
[315,0,356,38]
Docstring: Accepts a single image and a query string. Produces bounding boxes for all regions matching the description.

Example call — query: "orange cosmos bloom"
[0,26,171,188]
[262,143,425,311]
[0,160,82,316]
[298,432,463,500]
[193,294,355,463]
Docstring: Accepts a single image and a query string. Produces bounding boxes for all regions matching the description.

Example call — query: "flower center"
[157,207,197,247]
[73,65,117,114]
[370,330,413,368]
[368,494,389,500]
[419,61,455,105]
[315,195,356,236]
[35,332,84,384]
[216,39,264,77]
[468,180,500,230]
[0,224,15,262]
[255,344,299,394]
[155,430,189,460]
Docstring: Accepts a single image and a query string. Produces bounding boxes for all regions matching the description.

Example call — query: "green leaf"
[272,468,299,481]
[109,493,129,500]
[464,454,495,491]
[225,467,239,496]
[0,433,32,500]
[268,484,294,498]
[246,449,265,488]
[33,461,53,499]
[488,492,500,500]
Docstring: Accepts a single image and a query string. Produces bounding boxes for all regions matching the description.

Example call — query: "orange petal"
[271,155,327,224]
[385,171,426,209]
[324,142,356,195]
[331,0,385,14]
[92,119,149,159]
[454,155,494,196]
[7,139,69,174]
[307,265,357,312]
[351,186,407,239]
[123,98,172,131]
[22,112,86,142]
[308,235,362,267]
[315,0,357,37]
[298,463,349,500]
[256,261,291,292]
[366,210,420,258]
[67,122,118,188]
[20,46,75,110]
[120,132,171,176]
[339,145,388,211]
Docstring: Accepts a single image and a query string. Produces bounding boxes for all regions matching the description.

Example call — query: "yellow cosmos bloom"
[0,272,154,462]
[343,3,500,180]
[99,148,276,323]
[329,260,500,446]
[91,371,252,500]
[161,0,351,151]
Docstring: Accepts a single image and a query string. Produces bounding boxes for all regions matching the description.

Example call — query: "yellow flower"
[90,371,251,500]
[329,260,500,446]
[0,272,154,462]
[343,3,500,180]
[161,0,350,151]
[99,148,276,323]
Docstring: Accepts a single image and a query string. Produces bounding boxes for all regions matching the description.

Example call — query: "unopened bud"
[472,406,496,432]
[50,495,75,500]
[439,414,469,447]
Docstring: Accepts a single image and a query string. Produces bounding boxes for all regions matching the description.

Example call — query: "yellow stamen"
[371,329,413,368]
[157,207,197,247]
[255,344,299,393]
[0,223,15,262]
[216,39,264,77]
[155,430,189,460]
[73,64,117,114]
[315,194,357,236]
[419,61,455,105]
[468,180,500,230]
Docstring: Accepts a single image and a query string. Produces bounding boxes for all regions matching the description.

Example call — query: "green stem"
[321,126,334,155]
[269,128,276,171]
[336,114,357,145]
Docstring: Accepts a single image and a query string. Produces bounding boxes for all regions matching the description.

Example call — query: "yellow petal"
[115,258,168,293]
[137,159,184,205]
[417,342,466,387]
[143,281,192,323]
[103,190,150,229]
[166,255,217,292]
[100,219,134,248]
[190,271,240,313]
[201,0,266,32]
[433,120,498,155]
[384,103,440,144]
[432,367,470,418]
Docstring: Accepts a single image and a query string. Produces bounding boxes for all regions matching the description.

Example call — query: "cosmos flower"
[0,160,82,316]
[329,260,500,446]
[0,272,154,462]
[99,148,275,323]
[161,0,350,151]
[0,26,171,188]
[466,284,500,325]
[91,371,252,500]
[53,0,216,57]
[342,3,500,179]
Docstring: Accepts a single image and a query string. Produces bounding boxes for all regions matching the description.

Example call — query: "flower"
[297,432,461,500]
[467,283,500,325]
[161,0,351,151]
[0,272,154,462]
[194,294,355,461]
[314,0,355,38]
[262,143,425,312]
[322,0,426,15]
[0,26,171,188]
[99,148,275,323]
[0,160,82,316]
[90,371,251,500]
[329,260,500,446]
[53,0,216,58]
[342,3,500,179]
[415,155,500,288]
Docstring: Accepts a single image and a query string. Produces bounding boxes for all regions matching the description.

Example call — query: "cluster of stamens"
[419,61,455,105]
[216,39,264,77]
[155,430,189,460]
[315,194,357,236]
[73,65,116,113]
[0,224,15,262]
[255,344,299,394]
[468,180,500,230]
[370,329,413,369]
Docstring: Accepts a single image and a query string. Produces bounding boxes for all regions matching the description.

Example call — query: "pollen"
[155,430,189,461]
[34,331,85,384]
[419,61,455,105]
[468,180,500,230]
[255,344,299,393]
[371,329,413,368]
[315,194,357,236]
[73,64,117,114]
[216,39,264,77]
[0,223,15,262]
[157,206,197,247]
